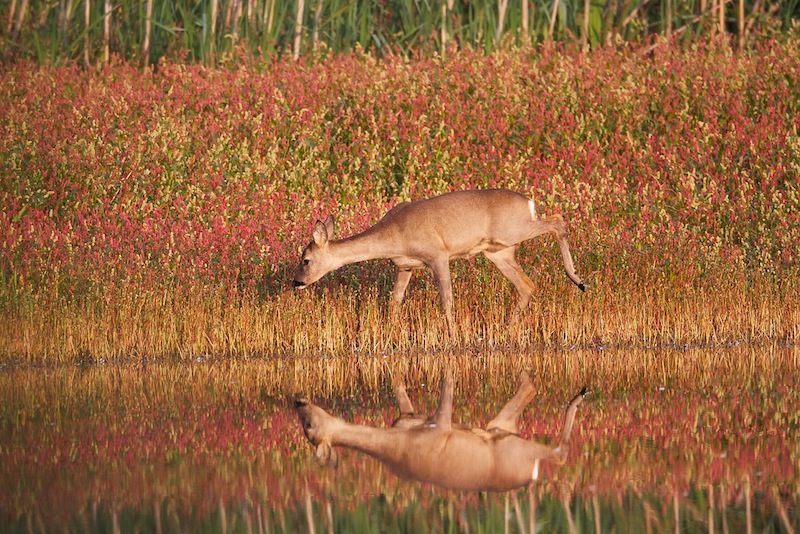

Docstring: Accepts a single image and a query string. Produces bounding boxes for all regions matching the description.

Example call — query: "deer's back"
[375,189,535,259]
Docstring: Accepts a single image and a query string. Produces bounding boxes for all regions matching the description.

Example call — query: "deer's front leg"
[429,258,455,337]
[392,269,413,303]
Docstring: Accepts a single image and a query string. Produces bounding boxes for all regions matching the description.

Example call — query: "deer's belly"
[390,257,425,270]
[448,239,513,260]
[385,432,528,492]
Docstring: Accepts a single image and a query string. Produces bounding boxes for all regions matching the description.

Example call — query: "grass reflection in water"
[1,345,797,532]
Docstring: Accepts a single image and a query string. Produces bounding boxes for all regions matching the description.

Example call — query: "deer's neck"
[330,421,409,464]
[329,226,402,265]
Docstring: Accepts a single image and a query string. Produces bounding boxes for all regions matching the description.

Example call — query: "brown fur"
[296,371,587,492]
[293,189,585,335]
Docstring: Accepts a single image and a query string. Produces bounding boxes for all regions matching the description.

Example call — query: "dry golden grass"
[0,271,796,364]
[3,343,795,415]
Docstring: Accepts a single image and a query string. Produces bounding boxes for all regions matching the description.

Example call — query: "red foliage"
[2,42,799,300]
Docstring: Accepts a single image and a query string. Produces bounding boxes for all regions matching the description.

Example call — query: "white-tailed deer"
[295,371,587,492]
[292,189,585,335]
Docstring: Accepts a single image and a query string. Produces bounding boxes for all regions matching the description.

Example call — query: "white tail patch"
[528,199,536,220]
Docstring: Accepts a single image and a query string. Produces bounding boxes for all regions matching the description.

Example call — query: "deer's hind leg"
[483,247,536,317]
[485,371,536,435]
[532,214,585,292]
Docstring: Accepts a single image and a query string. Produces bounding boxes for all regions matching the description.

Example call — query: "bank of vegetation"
[1,38,799,362]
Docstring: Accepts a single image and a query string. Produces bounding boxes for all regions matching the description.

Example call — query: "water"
[1,345,797,532]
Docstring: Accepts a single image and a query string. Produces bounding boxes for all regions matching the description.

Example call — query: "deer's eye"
[303,258,310,266]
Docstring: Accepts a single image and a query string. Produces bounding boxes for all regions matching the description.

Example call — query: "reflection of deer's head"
[295,398,340,468]
[295,371,587,492]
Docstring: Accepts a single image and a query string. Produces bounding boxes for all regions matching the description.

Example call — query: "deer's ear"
[312,219,330,246]
[315,441,338,468]
[323,215,335,239]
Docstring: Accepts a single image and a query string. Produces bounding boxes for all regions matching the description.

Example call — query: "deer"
[295,370,587,492]
[292,189,585,336]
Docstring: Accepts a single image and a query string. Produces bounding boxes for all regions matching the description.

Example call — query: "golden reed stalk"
[0,273,795,364]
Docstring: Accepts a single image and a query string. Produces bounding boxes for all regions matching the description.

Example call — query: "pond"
[1,345,798,532]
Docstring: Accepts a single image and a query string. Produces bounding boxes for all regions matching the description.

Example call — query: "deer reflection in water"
[295,370,587,492]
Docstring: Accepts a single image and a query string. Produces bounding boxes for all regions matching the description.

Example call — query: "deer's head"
[292,215,337,289]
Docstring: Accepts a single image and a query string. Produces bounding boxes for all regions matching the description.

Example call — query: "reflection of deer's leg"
[394,382,415,416]
[553,386,588,461]
[428,369,454,430]
[486,371,535,434]
[391,378,424,429]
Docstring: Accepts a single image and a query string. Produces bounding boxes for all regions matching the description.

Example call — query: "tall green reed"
[3,0,798,65]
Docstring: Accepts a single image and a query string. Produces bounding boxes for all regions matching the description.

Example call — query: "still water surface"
[1,345,797,532]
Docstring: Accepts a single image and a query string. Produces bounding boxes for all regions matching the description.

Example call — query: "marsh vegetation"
[1,37,798,531]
